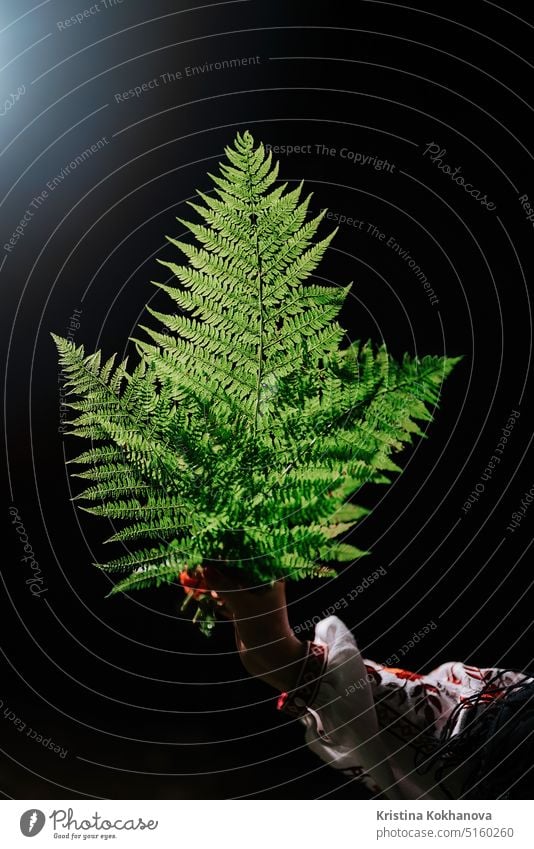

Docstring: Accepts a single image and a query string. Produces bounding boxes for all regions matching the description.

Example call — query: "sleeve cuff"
[276,641,329,718]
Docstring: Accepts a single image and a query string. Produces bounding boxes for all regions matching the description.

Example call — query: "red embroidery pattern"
[381,666,424,681]
[364,663,383,686]
[411,682,443,725]
[463,664,484,681]
[365,662,445,727]
[458,668,511,707]
[446,664,463,685]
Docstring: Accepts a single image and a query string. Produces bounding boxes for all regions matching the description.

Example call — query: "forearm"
[201,572,310,691]
[242,631,309,692]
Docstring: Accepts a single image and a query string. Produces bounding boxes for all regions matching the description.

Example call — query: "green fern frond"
[105,563,184,596]
[52,129,463,631]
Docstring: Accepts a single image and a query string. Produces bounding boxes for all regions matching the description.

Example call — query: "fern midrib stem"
[244,152,265,437]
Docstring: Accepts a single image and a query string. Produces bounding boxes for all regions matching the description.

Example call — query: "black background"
[1,0,533,799]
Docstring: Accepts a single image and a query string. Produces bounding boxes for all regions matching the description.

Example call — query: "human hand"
[200,567,308,692]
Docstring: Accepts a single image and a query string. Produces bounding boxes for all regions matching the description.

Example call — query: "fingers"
[209,590,234,620]
[202,566,243,615]
[201,567,294,650]
[204,567,286,609]
[202,566,240,593]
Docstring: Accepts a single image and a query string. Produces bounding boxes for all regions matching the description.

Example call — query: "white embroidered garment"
[289,616,530,800]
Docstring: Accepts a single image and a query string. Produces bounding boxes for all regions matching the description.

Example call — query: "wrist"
[260,634,308,692]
